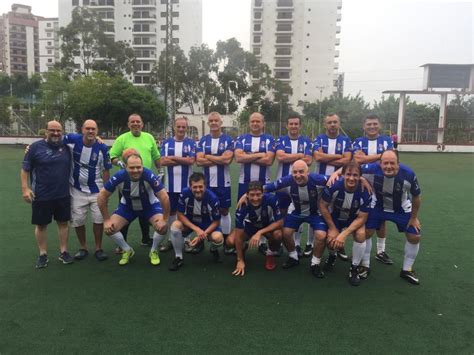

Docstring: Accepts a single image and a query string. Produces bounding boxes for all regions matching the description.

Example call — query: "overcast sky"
[1,0,473,104]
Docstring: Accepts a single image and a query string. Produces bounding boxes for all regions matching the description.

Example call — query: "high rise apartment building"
[38,18,60,72]
[58,0,202,85]
[250,0,342,106]
[0,4,40,76]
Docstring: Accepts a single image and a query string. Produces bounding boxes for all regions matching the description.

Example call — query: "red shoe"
[265,255,276,271]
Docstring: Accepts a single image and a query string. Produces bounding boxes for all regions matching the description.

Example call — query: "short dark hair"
[365,113,380,122]
[287,113,301,122]
[189,172,206,185]
[342,161,361,176]
[380,149,399,163]
[247,181,263,192]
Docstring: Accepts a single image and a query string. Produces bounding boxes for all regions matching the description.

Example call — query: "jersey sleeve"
[359,190,372,212]
[264,175,292,192]
[196,137,205,154]
[109,135,124,160]
[22,142,36,171]
[187,139,196,158]
[343,137,352,152]
[385,136,394,150]
[270,195,283,221]
[361,163,379,175]
[234,135,244,150]
[99,145,112,170]
[177,192,186,213]
[304,137,312,156]
[160,139,167,157]
[145,170,164,193]
[321,186,333,203]
[352,138,363,152]
[63,133,81,145]
[224,136,234,152]
[104,170,125,192]
[410,174,421,196]
[275,136,285,151]
[235,205,246,229]
[312,136,322,152]
[313,173,329,186]
[210,196,221,221]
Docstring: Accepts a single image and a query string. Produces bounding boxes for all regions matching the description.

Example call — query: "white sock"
[377,237,386,254]
[170,227,184,259]
[307,227,314,246]
[403,241,420,271]
[109,232,132,251]
[288,250,298,260]
[220,214,231,235]
[294,230,301,247]
[311,255,321,266]
[352,241,366,266]
[361,238,372,267]
[151,232,165,252]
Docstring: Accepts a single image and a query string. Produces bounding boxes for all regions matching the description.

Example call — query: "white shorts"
[70,187,103,227]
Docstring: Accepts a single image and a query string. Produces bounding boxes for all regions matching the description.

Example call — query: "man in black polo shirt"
[21,120,73,268]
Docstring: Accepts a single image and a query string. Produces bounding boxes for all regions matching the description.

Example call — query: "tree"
[65,72,166,134]
[38,69,70,121]
[59,7,135,76]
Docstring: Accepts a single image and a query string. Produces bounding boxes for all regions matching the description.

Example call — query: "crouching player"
[168,172,224,271]
[227,181,283,276]
[97,149,170,266]
[319,161,371,286]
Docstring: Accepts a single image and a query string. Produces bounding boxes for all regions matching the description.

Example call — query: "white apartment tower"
[250,0,342,106]
[58,0,202,85]
[38,18,59,72]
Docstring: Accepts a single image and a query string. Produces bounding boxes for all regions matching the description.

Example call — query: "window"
[47,32,52,37]
[253,36,261,43]
[277,12,292,19]
[275,59,290,67]
[275,47,291,55]
[276,23,291,31]
[254,11,262,19]
[48,58,53,63]
[171,11,179,17]
[72,0,79,5]
[161,12,167,17]
[253,47,260,55]
[47,41,52,45]
[47,23,52,27]
[172,38,179,44]
[141,63,150,71]
[254,24,261,31]
[172,25,179,31]
[277,0,293,6]
[254,0,262,6]
[47,50,52,54]
[160,25,167,30]
[83,0,90,4]
[274,71,290,79]
[276,35,291,43]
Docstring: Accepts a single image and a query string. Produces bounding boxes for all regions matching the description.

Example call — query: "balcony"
[276,0,294,10]
[336,25,341,34]
[132,0,156,8]
[132,14,157,22]
[133,42,157,48]
[334,62,339,70]
[335,38,340,46]
[337,0,342,10]
[336,13,342,22]
[89,1,115,9]
[253,0,262,8]
[334,50,339,57]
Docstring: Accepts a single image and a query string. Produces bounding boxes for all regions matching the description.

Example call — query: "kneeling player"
[97,150,170,266]
[168,172,223,271]
[227,181,283,276]
[319,161,371,286]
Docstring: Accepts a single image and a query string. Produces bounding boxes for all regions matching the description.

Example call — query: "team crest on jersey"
[219,142,225,150]
[379,144,383,152]
[299,144,304,152]
[260,141,266,149]
[337,143,342,151]
[183,145,189,153]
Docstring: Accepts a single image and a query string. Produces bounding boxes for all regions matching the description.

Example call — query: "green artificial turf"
[0,145,473,353]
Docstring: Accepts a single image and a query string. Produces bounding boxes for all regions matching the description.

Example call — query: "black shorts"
[32,196,71,225]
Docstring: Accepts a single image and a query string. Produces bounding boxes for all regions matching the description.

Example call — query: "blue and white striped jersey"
[352,135,393,155]
[321,179,372,223]
[196,134,233,187]
[361,163,421,213]
[104,168,164,211]
[160,137,196,193]
[235,193,282,229]
[264,173,327,217]
[275,135,312,179]
[177,188,221,225]
[64,133,112,194]
[234,133,275,184]
[313,134,352,176]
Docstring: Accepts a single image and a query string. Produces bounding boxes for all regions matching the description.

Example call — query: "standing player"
[227,181,283,276]
[64,119,112,262]
[264,160,328,274]
[21,121,73,268]
[329,150,423,285]
[353,113,394,265]
[160,117,196,251]
[234,112,275,254]
[168,172,223,271]
[319,161,371,286]
[313,113,352,261]
[275,114,312,257]
[196,112,234,253]
[97,151,170,266]
[109,114,161,247]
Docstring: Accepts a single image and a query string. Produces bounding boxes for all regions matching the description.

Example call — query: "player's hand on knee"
[248,233,261,249]
[104,219,114,234]
[154,219,168,235]
[232,260,245,277]
[408,217,421,234]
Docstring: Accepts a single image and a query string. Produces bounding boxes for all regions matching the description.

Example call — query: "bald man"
[63,120,112,261]
[264,160,329,276]
[21,121,73,268]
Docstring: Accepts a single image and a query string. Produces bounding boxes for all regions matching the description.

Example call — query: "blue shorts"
[182,220,222,238]
[284,213,328,232]
[276,191,292,210]
[332,218,357,231]
[366,209,421,235]
[208,186,231,209]
[168,192,181,213]
[113,203,163,223]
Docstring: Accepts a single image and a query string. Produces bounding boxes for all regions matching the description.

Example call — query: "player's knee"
[211,232,224,245]
[354,227,366,242]
[272,229,283,241]
[170,220,183,231]
[406,233,420,244]
[220,208,229,216]
[315,231,327,242]
[366,229,375,238]
[226,233,235,247]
